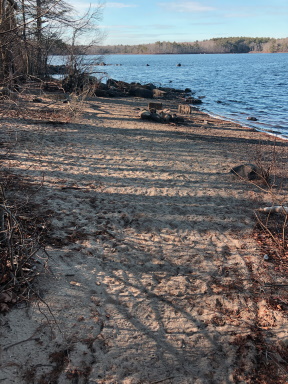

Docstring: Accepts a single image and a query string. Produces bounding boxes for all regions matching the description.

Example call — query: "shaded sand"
[1,95,288,383]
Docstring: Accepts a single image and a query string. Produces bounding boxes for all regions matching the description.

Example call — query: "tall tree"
[20,0,72,75]
[0,0,18,82]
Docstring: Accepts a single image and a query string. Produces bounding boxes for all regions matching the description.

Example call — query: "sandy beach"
[1,91,288,383]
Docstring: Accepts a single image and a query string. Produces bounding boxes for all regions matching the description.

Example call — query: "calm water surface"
[52,53,288,139]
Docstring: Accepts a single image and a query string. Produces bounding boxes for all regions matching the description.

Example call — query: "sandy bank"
[1,94,288,383]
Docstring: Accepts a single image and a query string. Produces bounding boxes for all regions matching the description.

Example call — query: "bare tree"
[18,0,72,76]
[61,4,105,94]
[0,0,18,82]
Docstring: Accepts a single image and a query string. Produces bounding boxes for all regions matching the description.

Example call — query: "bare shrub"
[250,139,288,264]
[0,176,48,312]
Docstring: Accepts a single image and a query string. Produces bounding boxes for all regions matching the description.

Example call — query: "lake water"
[51,53,288,139]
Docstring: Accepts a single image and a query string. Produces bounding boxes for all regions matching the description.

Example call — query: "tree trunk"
[35,0,43,75]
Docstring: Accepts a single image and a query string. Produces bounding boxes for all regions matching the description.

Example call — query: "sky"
[69,0,288,45]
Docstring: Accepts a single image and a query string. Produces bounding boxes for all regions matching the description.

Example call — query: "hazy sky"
[70,0,288,45]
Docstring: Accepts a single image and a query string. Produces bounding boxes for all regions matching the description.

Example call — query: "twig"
[3,335,40,351]
[3,326,43,351]
[25,278,63,335]
[254,211,283,252]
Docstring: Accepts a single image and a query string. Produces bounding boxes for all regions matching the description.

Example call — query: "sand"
[1,93,288,383]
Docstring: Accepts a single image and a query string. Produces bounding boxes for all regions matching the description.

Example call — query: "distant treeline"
[81,37,288,55]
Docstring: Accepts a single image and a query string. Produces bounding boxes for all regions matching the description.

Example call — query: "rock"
[151,113,162,123]
[32,98,43,103]
[129,87,153,99]
[143,83,157,90]
[153,89,166,98]
[148,102,163,110]
[176,116,184,123]
[178,104,192,114]
[90,79,194,101]
[94,89,111,97]
[247,116,258,121]
[230,164,262,180]
[97,83,109,90]
[140,111,152,120]
[163,114,172,122]
[186,97,202,105]
[107,79,123,88]
[177,63,182,67]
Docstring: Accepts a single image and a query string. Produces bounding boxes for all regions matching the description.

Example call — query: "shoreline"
[202,107,288,141]
[201,102,288,139]
[1,94,288,383]
[48,56,288,141]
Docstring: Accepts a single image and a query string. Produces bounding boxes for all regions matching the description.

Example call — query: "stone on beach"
[140,110,152,120]
[129,87,153,99]
[153,89,167,98]
[230,163,263,180]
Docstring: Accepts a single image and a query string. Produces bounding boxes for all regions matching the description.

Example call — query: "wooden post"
[178,104,192,114]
